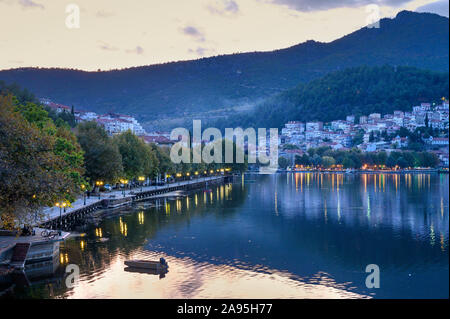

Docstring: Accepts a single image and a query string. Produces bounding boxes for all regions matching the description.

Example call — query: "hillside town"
[40,99,176,147]
[40,98,449,168]
[279,99,449,167]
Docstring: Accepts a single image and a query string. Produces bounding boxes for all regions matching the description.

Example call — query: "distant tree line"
[284,146,440,169]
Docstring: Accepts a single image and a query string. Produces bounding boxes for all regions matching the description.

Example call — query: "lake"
[5,173,449,299]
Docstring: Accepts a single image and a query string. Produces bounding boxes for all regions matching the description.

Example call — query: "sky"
[0,0,448,71]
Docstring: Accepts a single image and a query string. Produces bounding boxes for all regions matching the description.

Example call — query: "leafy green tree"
[0,95,77,228]
[311,154,322,166]
[149,144,174,177]
[278,157,289,169]
[396,157,408,168]
[321,156,335,168]
[295,154,311,166]
[13,97,86,200]
[113,131,158,180]
[342,156,355,169]
[419,152,440,167]
[76,122,123,185]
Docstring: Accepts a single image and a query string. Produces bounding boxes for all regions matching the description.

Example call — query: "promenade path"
[38,176,223,224]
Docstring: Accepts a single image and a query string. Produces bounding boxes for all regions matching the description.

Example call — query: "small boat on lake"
[124,258,168,270]
[124,267,168,278]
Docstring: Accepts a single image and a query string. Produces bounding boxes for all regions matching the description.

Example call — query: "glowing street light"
[96,181,104,199]
[138,176,145,191]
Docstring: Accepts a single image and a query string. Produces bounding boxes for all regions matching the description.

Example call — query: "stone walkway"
[39,176,222,222]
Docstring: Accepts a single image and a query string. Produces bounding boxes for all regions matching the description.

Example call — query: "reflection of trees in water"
[59,183,248,279]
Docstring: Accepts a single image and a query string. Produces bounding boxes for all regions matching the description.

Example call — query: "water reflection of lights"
[62,253,369,299]
[119,217,128,236]
[60,252,69,265]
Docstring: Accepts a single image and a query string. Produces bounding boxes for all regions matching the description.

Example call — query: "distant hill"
[0,11,448,130]
[216,65,449,130]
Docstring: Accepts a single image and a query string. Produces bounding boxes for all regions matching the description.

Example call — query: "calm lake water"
[5,173,449,299]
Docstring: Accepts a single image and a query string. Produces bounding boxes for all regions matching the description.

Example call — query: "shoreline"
[248,168,448,174]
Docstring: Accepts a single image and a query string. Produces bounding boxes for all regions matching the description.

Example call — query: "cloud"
[188,47,215,57]
[126,46,144,55]
[18,0,44,9]
[0,0,44,9]
[181,25,206,42]
[207,0,239,16]
[416,0,449,17]
[96,10,115,18]
[268,0,412,12]
[98,41,119,51]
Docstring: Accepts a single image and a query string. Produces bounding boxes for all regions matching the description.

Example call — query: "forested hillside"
[216,66,449,129]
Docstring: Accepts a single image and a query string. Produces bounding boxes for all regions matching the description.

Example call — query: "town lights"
[210,170,214,174]
[194,171,199,176]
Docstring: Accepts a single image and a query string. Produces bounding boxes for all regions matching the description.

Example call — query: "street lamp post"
[120,179,128,197]
[56,201,67,233]
[81,184,86,205]
[138,176,145,192]
[96,181,103,199]
[55,202,61,231]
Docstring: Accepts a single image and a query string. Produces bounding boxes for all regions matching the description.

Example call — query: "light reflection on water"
[61,250,366,299]
[5,173,449,299]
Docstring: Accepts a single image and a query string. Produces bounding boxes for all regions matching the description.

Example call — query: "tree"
[149,144,174,177]
[76,122,123,185]
[311,154,322,166]
[13,96,86,201]
[342,156,355,169]
[376,151,387,166]
[113,131,158,180]
[321,156,335,168]
[419,152,439,167]
[295,154,311,166]
[0,95,77,228]
[278,157,289,169]
[396,157,408,168]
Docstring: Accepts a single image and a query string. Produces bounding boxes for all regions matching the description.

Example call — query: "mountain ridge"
[0,10,448,130]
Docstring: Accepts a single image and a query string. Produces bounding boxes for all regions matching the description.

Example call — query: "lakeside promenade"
[39,176,225,225]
